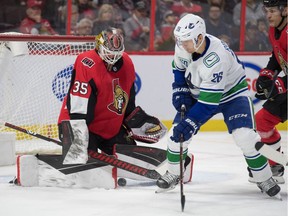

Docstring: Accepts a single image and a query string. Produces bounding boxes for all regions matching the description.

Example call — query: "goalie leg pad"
[17,155,116,188]
[124,106,167,143]
[61,119,89,164]
[16,155,39,187]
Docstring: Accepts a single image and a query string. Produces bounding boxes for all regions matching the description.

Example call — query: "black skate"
[9,177,18,185]
[156,171,179,192]
[257,177,281,199]
[270,164,285,183]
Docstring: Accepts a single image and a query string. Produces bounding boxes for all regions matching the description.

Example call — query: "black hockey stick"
[3,122,161,179]
[180,105,186,212]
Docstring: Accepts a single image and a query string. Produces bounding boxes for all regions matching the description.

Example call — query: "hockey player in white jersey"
[156,13,281,198]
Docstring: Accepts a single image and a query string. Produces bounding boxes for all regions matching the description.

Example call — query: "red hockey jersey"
[58,50,136,139]
[269,25,287,74]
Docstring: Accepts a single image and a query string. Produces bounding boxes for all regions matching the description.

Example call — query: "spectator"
[257,17,271,51]
[93,4,122,35]
[123,1,152,51]
[19,0,57,35]
[205,3,232,40]
[156,0,174,29]
[58,4,79,35]
[113,0,134,22]
[233,0,265,26]
[205,0,234,26]
[157,10,178,51]
[75,18,93,35]
[224,0,239,15]
[171,0,203,18]
[246,21,270,51]
[160,10,178,41]
[76,0,96,20]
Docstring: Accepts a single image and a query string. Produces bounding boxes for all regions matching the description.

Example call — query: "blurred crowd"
[0,0,271,52]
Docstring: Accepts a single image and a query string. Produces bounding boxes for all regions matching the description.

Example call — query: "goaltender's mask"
[95,28,125,65]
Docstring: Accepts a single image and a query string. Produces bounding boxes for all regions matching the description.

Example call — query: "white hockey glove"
[124,106,167,143]
[61,119,89,164]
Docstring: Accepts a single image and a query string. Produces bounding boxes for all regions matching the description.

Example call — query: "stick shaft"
[180,105,186,212]
[4,122,62,145]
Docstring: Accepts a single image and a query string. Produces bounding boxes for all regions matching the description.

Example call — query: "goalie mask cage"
[0,34,96,155]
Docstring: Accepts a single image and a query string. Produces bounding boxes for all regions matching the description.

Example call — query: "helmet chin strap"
[276,16,286,29]
[276,6,287,29]
[193,34,204,52]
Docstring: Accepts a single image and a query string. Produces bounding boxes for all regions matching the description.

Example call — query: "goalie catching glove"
[124,106,167,143]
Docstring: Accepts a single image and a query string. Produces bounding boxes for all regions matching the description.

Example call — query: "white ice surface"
[0,132,287,216]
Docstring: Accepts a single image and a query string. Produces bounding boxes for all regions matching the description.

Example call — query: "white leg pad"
[183,153,194,183]
[38,160,116,189]
[17,155,39,186]
[17,155,116,189]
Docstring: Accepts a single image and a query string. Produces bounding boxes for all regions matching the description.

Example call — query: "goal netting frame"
[0,33,96,155]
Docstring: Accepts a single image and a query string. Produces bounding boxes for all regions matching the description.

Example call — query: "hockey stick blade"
[255,142,288,166]
[155,185,176,193]
[4,122,162,179]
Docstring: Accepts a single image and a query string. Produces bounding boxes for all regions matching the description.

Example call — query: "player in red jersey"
[58,28,166,164]
[251,0,287,184]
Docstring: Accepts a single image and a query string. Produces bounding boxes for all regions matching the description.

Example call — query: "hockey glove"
[124,106,167,143]
[172,82,194,112]
[171,117,199,143]
[256,69,287,100]
[255,69,277,100]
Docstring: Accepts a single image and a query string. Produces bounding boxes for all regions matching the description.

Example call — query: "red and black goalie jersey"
[58,50,136,139]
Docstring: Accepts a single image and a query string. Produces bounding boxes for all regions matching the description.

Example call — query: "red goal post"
[0,33,96,154]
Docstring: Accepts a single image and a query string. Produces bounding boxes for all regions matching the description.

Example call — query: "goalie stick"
[255,142,288,166]
[3,122,161,179]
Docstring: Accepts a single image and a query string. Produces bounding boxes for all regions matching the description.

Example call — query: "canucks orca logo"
[52,65,142,102]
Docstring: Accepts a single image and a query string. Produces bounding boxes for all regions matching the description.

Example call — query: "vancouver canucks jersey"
[173,34,249,124]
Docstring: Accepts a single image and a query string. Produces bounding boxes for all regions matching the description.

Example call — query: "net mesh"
[0,37,95,154]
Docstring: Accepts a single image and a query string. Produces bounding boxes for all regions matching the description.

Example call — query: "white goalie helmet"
[95,27,125,65]
[174,14,206,50]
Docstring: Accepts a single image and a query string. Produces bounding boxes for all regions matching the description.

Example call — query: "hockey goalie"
[15,28,193,189]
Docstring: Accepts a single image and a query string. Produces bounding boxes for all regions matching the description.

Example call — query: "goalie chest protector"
[59,51,136,139]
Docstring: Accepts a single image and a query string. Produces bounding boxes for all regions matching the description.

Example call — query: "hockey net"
[0,33,95,155]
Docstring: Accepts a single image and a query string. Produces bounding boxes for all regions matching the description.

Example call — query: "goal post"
[0,33,96,154]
